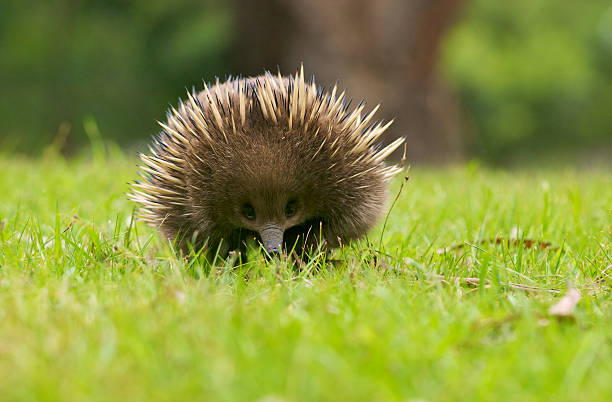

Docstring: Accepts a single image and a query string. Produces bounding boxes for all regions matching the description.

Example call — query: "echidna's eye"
[241,203,256,220]
[285,199,298,218]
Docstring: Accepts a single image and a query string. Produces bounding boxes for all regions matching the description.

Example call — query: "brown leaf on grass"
[436,237,557,255]
[548,288,581,318]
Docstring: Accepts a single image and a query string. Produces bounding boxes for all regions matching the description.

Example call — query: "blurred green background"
[442,0,612,162]
[0,0,611,163]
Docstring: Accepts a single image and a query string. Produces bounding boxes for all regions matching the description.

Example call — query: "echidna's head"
[215,151,310,255]
[188,130,333,256]
[130,67,405,258]
[219,173,309,255]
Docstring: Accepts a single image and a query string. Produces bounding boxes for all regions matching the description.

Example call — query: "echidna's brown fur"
[129,66,404,259]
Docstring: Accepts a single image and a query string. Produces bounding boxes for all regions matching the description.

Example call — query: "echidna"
[129,66,405,260]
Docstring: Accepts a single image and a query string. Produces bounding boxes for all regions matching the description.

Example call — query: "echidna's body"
[129,67,404,259]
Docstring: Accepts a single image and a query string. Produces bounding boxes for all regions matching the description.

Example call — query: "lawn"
[0,151,610,402]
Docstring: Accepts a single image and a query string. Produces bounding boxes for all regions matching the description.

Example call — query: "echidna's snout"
[259,222,284,256]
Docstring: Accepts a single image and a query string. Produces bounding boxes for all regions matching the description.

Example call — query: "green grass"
[0,151,610,402]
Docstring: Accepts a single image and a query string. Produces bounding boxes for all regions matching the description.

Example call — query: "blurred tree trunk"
[231,0,465,162]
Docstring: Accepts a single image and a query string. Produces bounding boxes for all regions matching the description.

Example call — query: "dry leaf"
[548,288,581,317]
[436,237,556,255]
